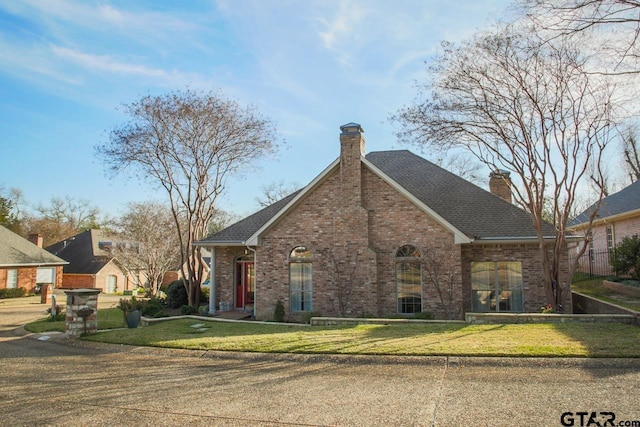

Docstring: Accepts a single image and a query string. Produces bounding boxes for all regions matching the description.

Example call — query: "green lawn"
[79,318,640,358]
[24,308,125,333]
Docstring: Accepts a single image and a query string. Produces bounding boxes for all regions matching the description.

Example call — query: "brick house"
[569,179,640,275]
[0,226,66,293]
[46,229,144,293]
[196,123,570,321]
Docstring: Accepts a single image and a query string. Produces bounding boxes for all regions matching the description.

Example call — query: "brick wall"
[0,266,37,292]
[62,274,95,289]
[461,243,572,313]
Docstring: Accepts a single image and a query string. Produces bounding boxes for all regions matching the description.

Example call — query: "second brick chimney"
[28,233,44,248]
[489,170,512,204]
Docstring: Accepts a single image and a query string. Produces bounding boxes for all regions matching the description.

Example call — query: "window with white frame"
[471,261,523,312]
[396,245,422,314]
[6,269,18,289]
[606,225,614,252]
[290,246,312,312]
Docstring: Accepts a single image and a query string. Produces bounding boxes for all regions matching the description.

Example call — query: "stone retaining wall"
[603,280,640,298]
[465,312,638,325]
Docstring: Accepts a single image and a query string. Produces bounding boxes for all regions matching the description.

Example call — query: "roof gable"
[46,229,119,274]
[365,151,552,240]
[0,226,67,267]
[198,149,551,246]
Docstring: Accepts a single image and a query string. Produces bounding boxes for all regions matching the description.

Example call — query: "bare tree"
[325,248,359,317]
[256,180,300,208]
[392,24,619,309]
[114,201,182,296]
[97,89,278,305]
[521,0,640,74]
[421,248,461,320]
[435,153,485,186]
[35,195,102,231]
[622,127,640,182]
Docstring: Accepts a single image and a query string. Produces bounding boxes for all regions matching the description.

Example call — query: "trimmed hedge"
[0,287,27,299]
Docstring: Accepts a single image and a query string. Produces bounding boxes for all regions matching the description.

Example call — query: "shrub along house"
[196,123,570,321]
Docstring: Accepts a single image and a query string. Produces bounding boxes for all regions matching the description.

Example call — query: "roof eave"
[569,207,640,229]
[194,240,248,247]
[469,236,562,244]
[0,261,68,268]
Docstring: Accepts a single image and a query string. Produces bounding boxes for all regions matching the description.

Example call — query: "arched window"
[396,245,422,314]
[290,246,312,312]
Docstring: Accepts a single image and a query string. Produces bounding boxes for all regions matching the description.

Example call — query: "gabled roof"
[570,180,640,227]
[46,229,119,275]
[197,149,552,247]
[0,226,67,267]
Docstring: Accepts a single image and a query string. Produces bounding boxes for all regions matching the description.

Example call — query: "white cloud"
[51,45,165,77]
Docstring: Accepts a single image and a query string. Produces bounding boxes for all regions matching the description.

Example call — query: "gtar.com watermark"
[560,411,640,427]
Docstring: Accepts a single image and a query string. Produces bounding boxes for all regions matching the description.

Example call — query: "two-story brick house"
[46,229,144,293]
[569,179,640,275]
[196,123,570,321]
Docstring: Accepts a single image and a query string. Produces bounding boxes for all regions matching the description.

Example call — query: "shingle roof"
[198,149,552,245]
[0,226,67,267]
[367,150,552,239]
[46,229,117,274]
[570,179,640,227]
[198,190,301,245]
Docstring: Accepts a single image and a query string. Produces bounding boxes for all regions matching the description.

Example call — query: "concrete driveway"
[1,293,639,426]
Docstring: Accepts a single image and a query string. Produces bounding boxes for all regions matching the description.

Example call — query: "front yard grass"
[80,318,640,358]
[24,308,125,333]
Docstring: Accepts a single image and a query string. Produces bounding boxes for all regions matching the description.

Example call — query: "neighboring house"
[0,226,67,293]
[569,179,640,276]
[196,123,570,321]
[46,229,144,293]
[161,252,211,288]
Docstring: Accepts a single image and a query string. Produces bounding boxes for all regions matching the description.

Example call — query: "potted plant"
[118,297,143,328]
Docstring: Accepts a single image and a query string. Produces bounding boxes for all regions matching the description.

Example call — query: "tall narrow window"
[396,245,422,314]
[6,269,18,289]
[606,225,614,252]
[290,246,312,312]
[471,262,523,312]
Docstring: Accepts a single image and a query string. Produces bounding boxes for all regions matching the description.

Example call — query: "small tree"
[610,235,640,279]
[421,248,461,320]
[114,201,182,296]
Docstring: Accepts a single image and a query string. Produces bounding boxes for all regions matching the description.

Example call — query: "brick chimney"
[339,122,365,204]
[489,170,512,204]
[28,233,43,248]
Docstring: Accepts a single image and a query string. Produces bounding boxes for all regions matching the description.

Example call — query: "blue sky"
[0,0,512,219]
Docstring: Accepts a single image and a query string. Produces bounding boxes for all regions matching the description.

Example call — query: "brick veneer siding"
[62,274,96,289]
[461,243,573,313]
[231,165,467,321]
[0,265,64,293]
[211,160,570,320]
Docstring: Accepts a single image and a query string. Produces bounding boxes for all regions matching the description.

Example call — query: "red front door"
[235,261,255,310]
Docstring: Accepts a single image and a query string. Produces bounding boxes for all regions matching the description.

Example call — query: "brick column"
[64,289,101,337]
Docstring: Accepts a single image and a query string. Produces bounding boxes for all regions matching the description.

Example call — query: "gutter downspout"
[246,246,257,319]
[208,247,216,315]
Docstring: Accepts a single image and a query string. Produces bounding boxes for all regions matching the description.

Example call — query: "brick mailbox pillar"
[64,289,101,337]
